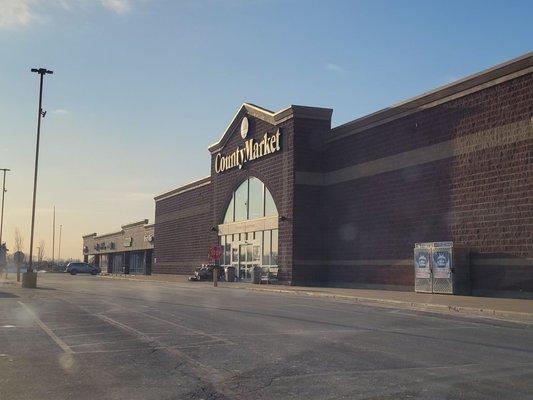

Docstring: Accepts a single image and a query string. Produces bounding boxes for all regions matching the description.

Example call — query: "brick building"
[83,220,154,275]
[151,53,531,295]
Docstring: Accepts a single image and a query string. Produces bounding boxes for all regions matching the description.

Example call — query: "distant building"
[83,220,154,275]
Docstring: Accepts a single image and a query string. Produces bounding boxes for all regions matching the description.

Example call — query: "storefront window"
[263,230,271,265]
[231,247,238,264]
[222,178,278,223]
[224,235,231,266]
[224,196,234,223]
[234,179,248,222]
[248,177,263,219]
[100,254,108,271]
[271,229,278,265]
[265,190,277,217]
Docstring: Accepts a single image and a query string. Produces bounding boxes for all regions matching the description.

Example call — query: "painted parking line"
[17,301,74,354]
[94,313,227,380]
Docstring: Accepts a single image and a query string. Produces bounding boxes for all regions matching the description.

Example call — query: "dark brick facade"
[316,72,532,293]
[209,110,297,282]
[153,53,533,296]
[153,178,215,274]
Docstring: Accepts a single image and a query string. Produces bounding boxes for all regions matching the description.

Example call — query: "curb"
[246,287,533,324]
[97,274,533,324]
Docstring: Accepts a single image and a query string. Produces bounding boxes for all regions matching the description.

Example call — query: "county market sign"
[214,117,281,173]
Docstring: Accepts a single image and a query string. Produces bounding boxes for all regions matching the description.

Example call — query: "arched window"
[223,177,278,223]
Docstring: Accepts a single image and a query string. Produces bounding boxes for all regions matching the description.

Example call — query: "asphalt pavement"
[1,274,532,399]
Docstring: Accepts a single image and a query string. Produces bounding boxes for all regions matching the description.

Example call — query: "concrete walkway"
[92,273,533,324]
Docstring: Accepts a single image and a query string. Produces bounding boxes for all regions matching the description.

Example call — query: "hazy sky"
[0,0,531,260]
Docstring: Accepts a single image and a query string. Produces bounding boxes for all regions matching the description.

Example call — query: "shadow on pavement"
[0,291,19,298]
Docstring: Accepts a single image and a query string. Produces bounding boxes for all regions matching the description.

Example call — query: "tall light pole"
[0,168,10,246]
[52,206,55,265]
[58,224,63,263]
[27,68,53,280]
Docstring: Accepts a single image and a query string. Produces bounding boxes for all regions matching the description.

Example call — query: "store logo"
[416,252,429,268]
[240,117,249,139]
[214,128,282,173]
[433,251,449,268]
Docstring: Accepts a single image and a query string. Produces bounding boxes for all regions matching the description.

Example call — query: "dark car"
[65,262,101,275]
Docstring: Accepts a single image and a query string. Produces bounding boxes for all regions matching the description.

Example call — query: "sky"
[0,0,531,260]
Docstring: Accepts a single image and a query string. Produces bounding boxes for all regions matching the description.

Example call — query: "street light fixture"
[24,68,53,288]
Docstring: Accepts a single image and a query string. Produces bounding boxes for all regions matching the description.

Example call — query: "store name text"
[214,129,281,173]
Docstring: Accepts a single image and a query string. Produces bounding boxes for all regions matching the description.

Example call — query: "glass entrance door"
[236,241,261,281]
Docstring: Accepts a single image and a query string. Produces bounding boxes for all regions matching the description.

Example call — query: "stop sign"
[209,245,222,260]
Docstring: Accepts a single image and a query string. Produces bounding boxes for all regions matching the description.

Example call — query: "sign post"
[209,245,222,287]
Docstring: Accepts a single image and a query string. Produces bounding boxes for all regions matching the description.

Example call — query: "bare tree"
[14,228,24,252]
[37,240,46,267]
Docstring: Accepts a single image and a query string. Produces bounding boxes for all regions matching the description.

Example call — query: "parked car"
[65,262,101,275]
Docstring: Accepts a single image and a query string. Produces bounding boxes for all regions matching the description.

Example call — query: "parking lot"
[1,274,532,399]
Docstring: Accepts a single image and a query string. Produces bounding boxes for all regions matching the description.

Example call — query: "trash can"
[225,266,236,282]
[251,266,262,284]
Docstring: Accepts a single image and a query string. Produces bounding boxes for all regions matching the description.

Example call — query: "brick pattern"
[324,74,532,171]
[316,74,533,290]
[153,182,215,274]
[292,117,330,283]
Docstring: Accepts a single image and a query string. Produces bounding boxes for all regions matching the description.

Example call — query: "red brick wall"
[153,180,216,274]
[316,73,533,292]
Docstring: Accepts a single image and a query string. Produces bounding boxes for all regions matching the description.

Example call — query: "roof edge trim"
[208,103,332,153]
[154,176,211,202]
[329,52,533,141]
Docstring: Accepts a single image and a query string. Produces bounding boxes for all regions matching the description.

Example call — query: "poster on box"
[433,249,451,278]
[414,249,431,278]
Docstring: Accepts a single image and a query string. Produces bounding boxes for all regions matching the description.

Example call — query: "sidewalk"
[99,273,533,324]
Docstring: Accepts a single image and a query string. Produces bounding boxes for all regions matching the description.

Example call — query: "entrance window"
[265,190,277,217]
[220,229,278,269]
[261,229,278,266]
[223,177,278,223]
[234,180,248,222]
[248,177,263,219]
[271,229,278,265]
[224,196,234,223]
[263,230,271,265]
[220,178,279,275]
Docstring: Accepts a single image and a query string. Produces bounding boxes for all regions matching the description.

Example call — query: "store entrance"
[221,230,278,282]
[236,241,261,281]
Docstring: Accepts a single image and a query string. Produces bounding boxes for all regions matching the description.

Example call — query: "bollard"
[213,268,218,287]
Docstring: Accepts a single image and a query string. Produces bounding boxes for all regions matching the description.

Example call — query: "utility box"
[414,242,470,295]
